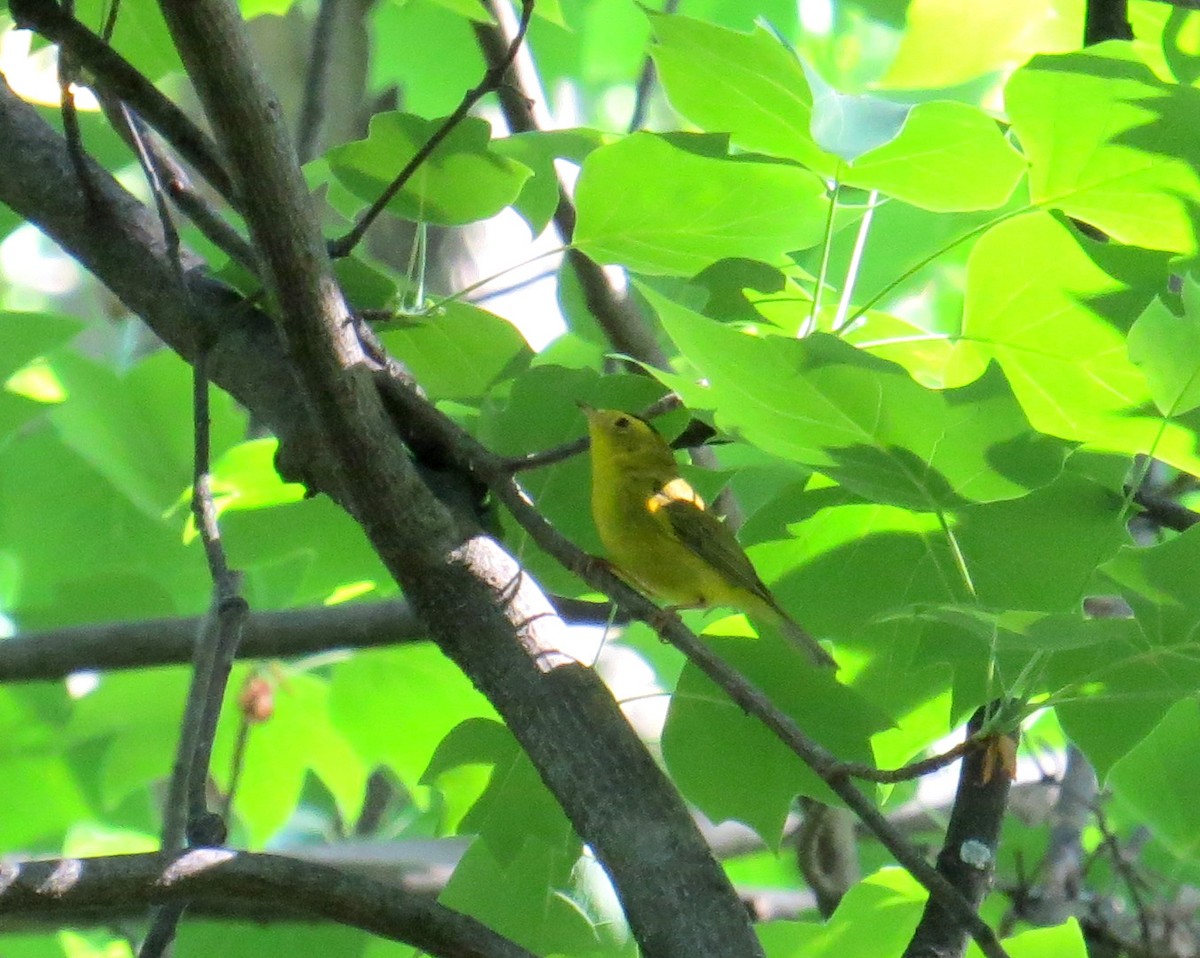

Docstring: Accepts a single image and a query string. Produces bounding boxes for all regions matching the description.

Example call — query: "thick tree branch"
[0,849,535,958]
[904,709,1018,958]
[0,597,617,683]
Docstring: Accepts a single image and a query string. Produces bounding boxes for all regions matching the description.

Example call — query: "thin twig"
[100,0,120,41]
[627,0,680,133]
[56,0,94,200]
[102,96,258,271]
[844,736,977,784]
[328,0,535,258]
[122,101,195,958]
[498,395,683,474]
[1092,803,1153,947]
[9,0,236,205]
[187,347,249,831]
[295,0,338,163]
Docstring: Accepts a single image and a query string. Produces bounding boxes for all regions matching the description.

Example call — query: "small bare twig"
[123,109,249,956]
[103,96,258,270]
[844,737,978,784]
[123,101,195,958]
[498,395,684,474]
[295,0,338,163]
[57,0,95,201]
[99,0,120,41]
[328,0,535,258]
[627,0,680,132]
[1091,802,1153,947]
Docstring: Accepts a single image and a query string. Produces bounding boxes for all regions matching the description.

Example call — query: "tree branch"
[903,708,1018,958]
[0,848,536,958]
[8,0,236,205]
[0,596,617,683]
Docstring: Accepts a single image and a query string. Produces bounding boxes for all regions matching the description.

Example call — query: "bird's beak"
[576,400,596,417]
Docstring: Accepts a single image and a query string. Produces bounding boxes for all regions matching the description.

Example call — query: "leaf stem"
[833,189,881,333]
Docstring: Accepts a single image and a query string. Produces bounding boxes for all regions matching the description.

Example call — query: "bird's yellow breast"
[590,465,740,608]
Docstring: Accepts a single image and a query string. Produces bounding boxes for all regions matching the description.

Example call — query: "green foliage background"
[3,0,1200,956]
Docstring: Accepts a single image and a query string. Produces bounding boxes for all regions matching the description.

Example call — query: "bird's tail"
[747,594,836,669]
[775,614,837,669]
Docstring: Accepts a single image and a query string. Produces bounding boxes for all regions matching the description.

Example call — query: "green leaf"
[574,133,827,276]
[327,113,532,226]
[379,301,533,400]
[493,129,606,235]
[1006,43,1200,253]
[954,471,1128,613]
[0,431,209,625]
[648,13,828,171]
[368,2,485,117]
[747,500,961,638]
[423,719,572,859]
[207,439,307,515]
[759,868,925,957]
[238,0,298,13]
[1047,523,1200,777]
[844,101,1026,211]
[0,311,83,381]
[76,0,183,81]
[969,921,1089,958]
[883,0,1081,88]
[65,669,186,810]
[646,287,1068,510]
[1127,276,1200,417]
[330,645,496,797]
[47,351,244,517]
[0,687,92,848]
[1102,524,1200,651]
[663,637,888,842]
[440,840,627,957]
[421,0,494,21]
[176,921,370,958]
[959,212,1194,464]
[1051,637,1200,779]
[218,496,395,609]
[1109,700,1200,860]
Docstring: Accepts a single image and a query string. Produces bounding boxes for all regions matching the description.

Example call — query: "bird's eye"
[614,416,631,429]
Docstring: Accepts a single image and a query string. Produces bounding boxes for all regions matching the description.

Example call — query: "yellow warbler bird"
[580,405,835,669]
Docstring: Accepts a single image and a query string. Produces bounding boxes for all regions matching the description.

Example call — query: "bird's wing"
[653,480,772,604]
